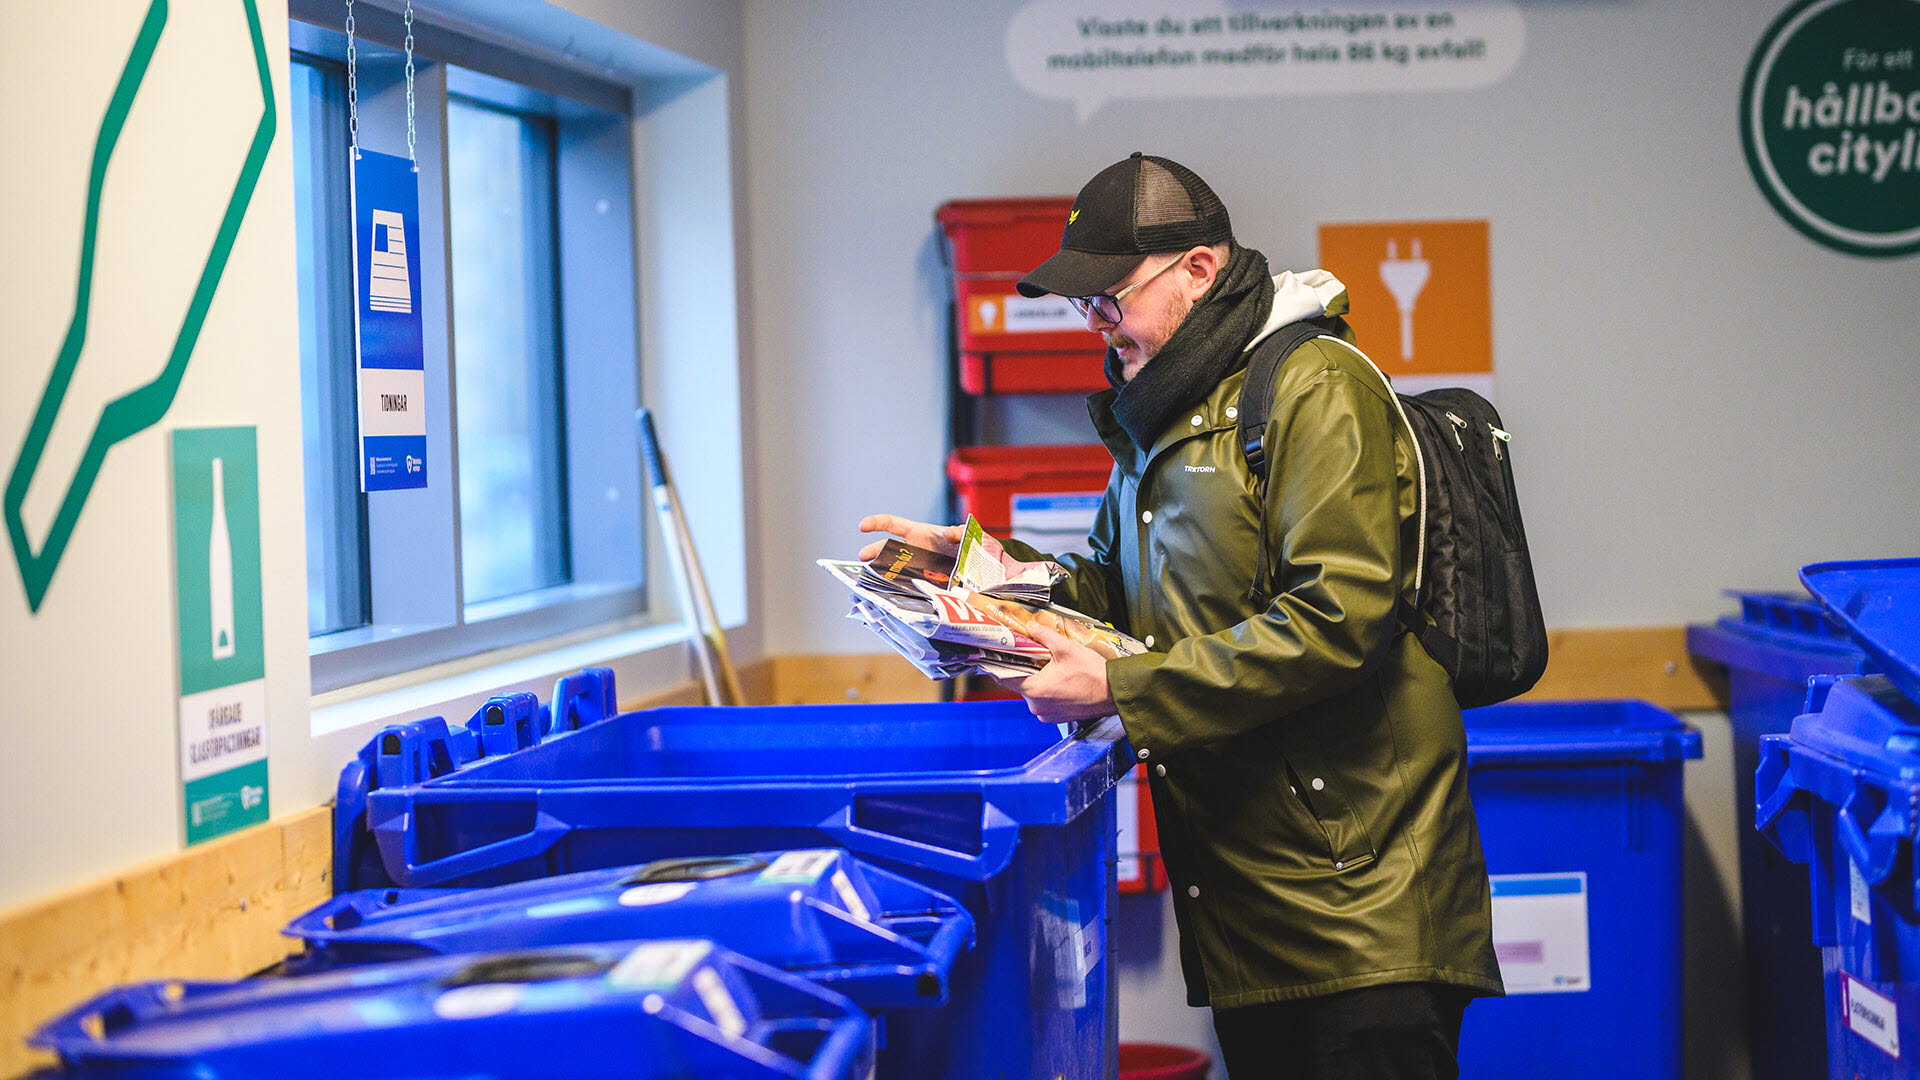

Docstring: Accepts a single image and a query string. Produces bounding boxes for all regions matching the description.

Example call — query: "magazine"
[818,519,1146,682]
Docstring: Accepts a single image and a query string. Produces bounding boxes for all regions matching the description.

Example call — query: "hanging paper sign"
[353,148,428,491]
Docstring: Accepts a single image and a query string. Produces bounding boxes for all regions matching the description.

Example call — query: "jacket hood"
[1243,270,1350,352]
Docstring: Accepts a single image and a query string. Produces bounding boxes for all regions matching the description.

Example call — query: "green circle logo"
[1741,0,1920,257]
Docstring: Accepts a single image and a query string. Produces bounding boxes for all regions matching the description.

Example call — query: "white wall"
[0,0,754,910]
[1,0,308,908]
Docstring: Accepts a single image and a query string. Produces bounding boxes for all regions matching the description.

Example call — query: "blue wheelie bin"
[283,848,972,1013]
[1456,699,1702,1079]
[333,676,1127,1080]
[1758,558,1920,1078]
[32,939,873,1079]
[1688,589,1871,1080]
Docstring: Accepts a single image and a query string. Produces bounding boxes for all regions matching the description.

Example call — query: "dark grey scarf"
[1105,244,1275,450]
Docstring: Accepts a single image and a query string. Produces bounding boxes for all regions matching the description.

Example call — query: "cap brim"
[1016,248,1144,298]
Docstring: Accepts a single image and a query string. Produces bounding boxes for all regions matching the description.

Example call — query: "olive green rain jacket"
[1005,270,1504,1009]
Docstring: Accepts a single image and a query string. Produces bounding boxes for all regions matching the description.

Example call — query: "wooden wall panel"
[0,806,331,1078]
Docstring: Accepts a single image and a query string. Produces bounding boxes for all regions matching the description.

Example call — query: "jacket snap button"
[1137,748,1150,760]
[1311,777,1325,791]
[1140,510,1153,524]
[1190,415,1203,427]
[1155,764,1166,777]
[1225,406,1238,419]
[1144,635,1155,648]
[1334,861,1346,870]
[1187,885,1200,898]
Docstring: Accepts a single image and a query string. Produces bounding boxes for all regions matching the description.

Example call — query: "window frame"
[287,10,651,695]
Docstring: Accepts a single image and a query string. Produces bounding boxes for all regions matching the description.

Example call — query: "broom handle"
[637,409,743,706]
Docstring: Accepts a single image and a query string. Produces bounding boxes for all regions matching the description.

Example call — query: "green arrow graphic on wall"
[4,0,277,612]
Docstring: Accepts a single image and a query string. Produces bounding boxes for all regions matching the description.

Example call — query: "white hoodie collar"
[1243,270,1348,352]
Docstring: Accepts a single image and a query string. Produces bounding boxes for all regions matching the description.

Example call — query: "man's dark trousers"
[1212,982,1471,1079]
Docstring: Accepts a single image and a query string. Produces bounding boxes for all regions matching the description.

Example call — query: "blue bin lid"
[1462,699,1702,767]
[286,849,972,1009]
[1686,589,1868,681]
[1786,675,1920,781]
[1801,559,1920,705]
[32,939,873,1079]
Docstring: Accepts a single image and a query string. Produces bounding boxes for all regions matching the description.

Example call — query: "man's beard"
[1107,290,1194,379]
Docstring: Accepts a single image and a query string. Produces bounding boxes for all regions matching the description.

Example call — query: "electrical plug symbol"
[1378,239,1431,362]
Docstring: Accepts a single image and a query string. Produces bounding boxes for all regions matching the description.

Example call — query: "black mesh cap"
[1017,152,1233,298]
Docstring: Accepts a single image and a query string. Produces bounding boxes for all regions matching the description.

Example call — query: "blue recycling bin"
[1757,558,1920,1078]
[32,939,873,1080]
[284,848,972,1012]
[1688,589,1871,1080]
[1456,699,1702,1080]
[334,681,1126,1080]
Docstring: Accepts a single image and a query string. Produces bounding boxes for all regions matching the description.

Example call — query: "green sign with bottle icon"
[1741,0,1920,257]
[171,427,269,845]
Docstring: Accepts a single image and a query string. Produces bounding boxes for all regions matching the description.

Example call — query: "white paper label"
[177,679,269,784]
[618,882,696,907]
[1488,873,1591,994]
[758,849,837,885]
[1843,973,1901,1059]
[1852,858,1873,925]
[433,983,524,1020]
[609,940,711,990]
[1012,492,1102,560]
[356,368,427,437]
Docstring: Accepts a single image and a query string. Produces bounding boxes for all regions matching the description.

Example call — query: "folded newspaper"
[819,519,1148,682]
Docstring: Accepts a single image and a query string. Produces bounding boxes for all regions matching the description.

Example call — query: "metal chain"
[403,0,417,169]
[345,0,359,159]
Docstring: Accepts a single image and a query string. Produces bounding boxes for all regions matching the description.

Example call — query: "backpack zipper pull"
[1488,424,1511,460]
[1444,411,1467,450]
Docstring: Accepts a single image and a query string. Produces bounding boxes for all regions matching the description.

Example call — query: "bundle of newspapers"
[818,519,1148,681]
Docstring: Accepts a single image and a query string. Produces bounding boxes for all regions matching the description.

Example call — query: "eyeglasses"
[1067,255,1184,326]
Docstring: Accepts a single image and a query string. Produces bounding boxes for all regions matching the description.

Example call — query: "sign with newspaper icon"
[353,149,428,491]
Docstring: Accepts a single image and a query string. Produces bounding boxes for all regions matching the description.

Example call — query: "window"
[289,11,649,693]
[447,96,570,608]
[289,55,368,636]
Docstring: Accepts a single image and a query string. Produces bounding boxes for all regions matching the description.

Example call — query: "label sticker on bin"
[1013,493,1102,560]
[1489,872,1591,994]
[608,940,711,990]
[1851,857,1873,925]
[618,882,696,907]
[758,849,837,884]
[1843,972,1901,1059]
[968,294,1085,334]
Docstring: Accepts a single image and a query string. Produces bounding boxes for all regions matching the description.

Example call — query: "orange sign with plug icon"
[1317,220,1491,380]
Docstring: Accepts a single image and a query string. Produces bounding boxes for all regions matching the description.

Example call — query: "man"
[859,152,1501,1078]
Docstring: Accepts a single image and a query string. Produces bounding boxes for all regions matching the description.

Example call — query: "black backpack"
[1238,320,1548,708]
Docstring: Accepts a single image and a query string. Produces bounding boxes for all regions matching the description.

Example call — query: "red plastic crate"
[960,351,1109,395]
[1118,764,1169,894]
[954,276,1101,354]
[936,197,1074,273]
[946,444,1113,533]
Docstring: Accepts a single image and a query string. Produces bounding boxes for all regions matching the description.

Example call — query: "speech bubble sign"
[1007,1,1526,122]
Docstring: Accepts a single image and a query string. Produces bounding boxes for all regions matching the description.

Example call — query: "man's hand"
[857,515,966,561]
[998,624,1117,724]
[856,515,1032,578]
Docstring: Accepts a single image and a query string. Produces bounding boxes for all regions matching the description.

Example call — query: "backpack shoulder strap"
[1237,320,1329,477]
[1237,319,1430,606]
